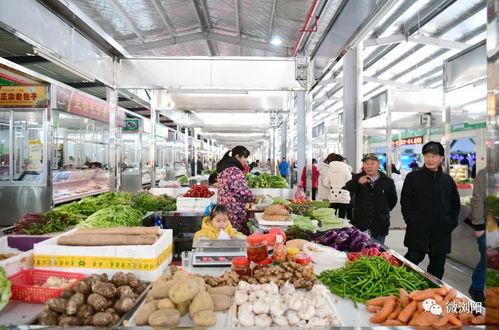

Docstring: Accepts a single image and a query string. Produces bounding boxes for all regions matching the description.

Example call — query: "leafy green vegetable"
[318,256,437,305]
[310,200,330,209]
[132,192,176,213]
[0,267,11,312]
[247,173,289,188]
[487,268,499,287]
[272,197,291,205]
[21,211,82,235]
[284,225,319,241]
[293,216,316,231]
[53,191,131,218]
[77,205,144,228]
[201,169,216,175]
[179,176,189,183]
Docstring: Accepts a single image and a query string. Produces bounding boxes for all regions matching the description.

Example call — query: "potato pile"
[37,272,148,326]
[135,270,234,327]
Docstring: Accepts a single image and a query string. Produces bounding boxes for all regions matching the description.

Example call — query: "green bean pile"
[317,256,437,305]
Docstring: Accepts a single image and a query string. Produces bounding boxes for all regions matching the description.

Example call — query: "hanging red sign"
[56,86,125,126]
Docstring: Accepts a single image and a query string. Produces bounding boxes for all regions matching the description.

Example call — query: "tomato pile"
[348,247,401,266]
[183,185,214,198]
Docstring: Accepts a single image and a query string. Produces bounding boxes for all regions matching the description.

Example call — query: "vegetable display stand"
[9,269,85,303]
[33,229,173,281]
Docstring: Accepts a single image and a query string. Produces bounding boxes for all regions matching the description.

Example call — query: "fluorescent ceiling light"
[166,90,248,95]
[271,37,282,46]
[33,47,96,82]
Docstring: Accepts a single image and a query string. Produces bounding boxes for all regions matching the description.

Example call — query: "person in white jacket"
[323,154,352,218]
[317,153,335,201]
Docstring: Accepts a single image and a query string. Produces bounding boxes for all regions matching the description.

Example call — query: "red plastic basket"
[9,269,86,303]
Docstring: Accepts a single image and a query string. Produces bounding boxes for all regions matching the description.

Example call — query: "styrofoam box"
[33,229,173,281]
[176,196,217,212]
[0,236,33,277]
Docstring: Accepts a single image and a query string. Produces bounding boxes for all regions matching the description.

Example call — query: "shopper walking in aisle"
[401,141,460,279]
[279,157,289,179]
[323,154,352,218]
[317,154,335,201]
[216,146,255,235]
[468,168,486,304]
[345,154,397,245]
[300,159,320,200]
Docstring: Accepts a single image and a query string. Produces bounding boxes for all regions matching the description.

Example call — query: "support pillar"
[296,91,306,191]
[281,119,287,160]
[106,87,118,192]
[150,109,157,187]
[343,45,363,171]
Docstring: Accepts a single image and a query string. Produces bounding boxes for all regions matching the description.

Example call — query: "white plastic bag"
[303,242,347,272]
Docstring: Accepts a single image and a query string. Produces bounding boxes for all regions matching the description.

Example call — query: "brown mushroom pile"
[37,272,148,326]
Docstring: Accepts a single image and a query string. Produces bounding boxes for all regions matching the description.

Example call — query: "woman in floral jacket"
[216,146,255,235]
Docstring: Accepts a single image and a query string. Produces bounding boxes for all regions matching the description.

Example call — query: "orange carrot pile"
[366,287,485,326]
[486,287,499,324]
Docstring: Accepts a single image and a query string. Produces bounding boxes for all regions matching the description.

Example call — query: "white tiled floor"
[385,203,474,296]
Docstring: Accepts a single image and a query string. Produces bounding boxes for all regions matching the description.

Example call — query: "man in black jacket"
[401,141,460,279]
[345,154,397,245]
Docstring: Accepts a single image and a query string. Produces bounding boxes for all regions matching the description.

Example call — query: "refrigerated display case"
[121,115,152,192]
[0,85,51,225]
[51,110,110,203]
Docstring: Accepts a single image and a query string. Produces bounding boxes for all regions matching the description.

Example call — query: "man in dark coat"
[401,141,460,279]
[345,154,397,245]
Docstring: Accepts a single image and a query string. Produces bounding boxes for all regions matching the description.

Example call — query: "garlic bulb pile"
[234,281,340,327]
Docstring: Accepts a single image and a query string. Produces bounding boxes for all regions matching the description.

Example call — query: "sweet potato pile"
[366,286,484,326]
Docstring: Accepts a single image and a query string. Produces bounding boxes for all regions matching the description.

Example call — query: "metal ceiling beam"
[149,0,190,55]
[191,0,216,56]
[317,77,343,86]
[313,95,342,103]
[208,33,289,54]
[67,82,105,88]
[363,76,423,89]
[363,0,457,70]
[3,56,47,64]
[370,0,417,38]
[128,32,204,52]
[267,0,277,43]
[407,67,442,85]
[41,0,130,57]
[127,32,289,54]
[370,2,485,78]
[364,34,472,50]
[389,25,486,82]
[108,0,146,42]
[150,0,176,37]
[235,0,242,56]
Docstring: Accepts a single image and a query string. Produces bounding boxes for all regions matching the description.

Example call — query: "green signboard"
[451,122,486,132]
[123,119,140,131]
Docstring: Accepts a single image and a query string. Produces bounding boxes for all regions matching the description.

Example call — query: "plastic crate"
[9,269,86,303]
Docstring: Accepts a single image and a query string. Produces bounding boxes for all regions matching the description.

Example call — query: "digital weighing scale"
[191,239,247,267]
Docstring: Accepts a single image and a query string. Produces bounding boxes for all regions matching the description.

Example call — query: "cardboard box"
[176,196,216,212]
[33,229,173,281]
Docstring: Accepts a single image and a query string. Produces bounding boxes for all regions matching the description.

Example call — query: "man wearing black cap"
[345,154,398,245]
[401,141,460,279]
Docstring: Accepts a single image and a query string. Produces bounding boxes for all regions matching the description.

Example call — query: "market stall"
[0,190,486,327]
